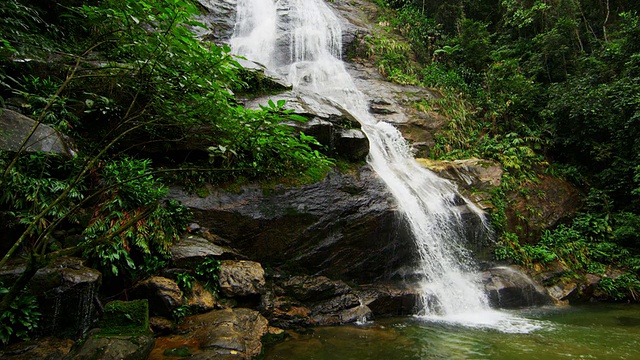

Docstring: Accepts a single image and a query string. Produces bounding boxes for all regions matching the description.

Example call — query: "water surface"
[264,304,640,359]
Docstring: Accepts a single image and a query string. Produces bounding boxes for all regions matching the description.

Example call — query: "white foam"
[416,309,547,334]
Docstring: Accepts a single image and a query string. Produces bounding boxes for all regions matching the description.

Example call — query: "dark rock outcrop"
[168,167,417,283]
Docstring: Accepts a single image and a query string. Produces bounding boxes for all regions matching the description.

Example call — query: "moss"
[233,68,292,98]
[99,300,150,336]
[163,346,193,357]
[195,185,210,198]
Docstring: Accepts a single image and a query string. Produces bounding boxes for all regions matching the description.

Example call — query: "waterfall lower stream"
[230,0,540,333]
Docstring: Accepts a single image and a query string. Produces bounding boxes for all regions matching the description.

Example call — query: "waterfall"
[230,0,539,333]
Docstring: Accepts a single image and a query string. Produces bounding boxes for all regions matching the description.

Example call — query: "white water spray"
[230,0,539,333]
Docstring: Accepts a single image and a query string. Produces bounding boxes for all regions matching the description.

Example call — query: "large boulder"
[281,275,350,302]
[0,108,76,156]
[218,260,266,298]
[481,266,554,308]
[150,308,269,359]
[357,283,420,317]
[259,274,373,328]
[186,282,217,313]
[66,329,155,360]
[167,167,417,283]
[130,277,184,317]
[170,234,243,268]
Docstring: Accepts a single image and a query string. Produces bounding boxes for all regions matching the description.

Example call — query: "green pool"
[263,304,640,359]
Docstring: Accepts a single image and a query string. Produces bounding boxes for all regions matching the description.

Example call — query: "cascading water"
[230,0,540,333]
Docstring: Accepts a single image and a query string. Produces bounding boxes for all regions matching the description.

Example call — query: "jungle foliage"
[366,0,640,300]
[0,0,332,340]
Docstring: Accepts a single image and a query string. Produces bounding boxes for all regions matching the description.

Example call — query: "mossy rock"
[99,299,150,336]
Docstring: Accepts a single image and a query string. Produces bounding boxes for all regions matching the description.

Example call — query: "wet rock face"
[193,0,238,44]
[326,0,377,61]
[168,167,417,283]
[418,158,504,212]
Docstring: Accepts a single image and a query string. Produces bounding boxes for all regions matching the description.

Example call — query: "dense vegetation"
[361,0,640,300]
[0,0,332,343]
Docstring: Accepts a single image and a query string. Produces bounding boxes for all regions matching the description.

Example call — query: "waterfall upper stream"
[230,0,540,333]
